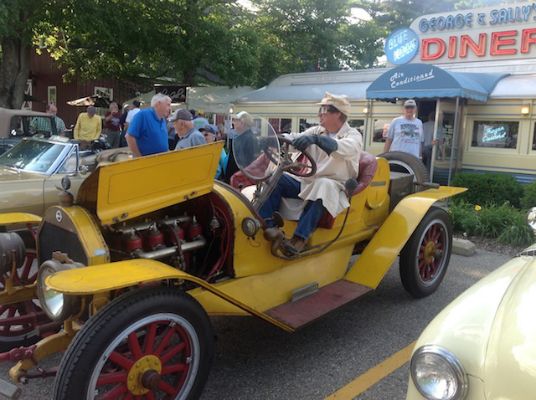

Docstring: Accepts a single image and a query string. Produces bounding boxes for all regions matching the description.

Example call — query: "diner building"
[234,4,536,184]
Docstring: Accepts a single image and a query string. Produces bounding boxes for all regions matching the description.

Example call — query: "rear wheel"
[399,207,452,298]
[378,151,429,183]
[54,286,214,400]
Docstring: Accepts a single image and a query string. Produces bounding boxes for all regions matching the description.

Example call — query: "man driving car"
[260,92,362,256]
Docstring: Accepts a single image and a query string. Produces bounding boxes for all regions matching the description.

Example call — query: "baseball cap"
[199,124,217,135]
[168,109,193,122]
[403,99,417,108]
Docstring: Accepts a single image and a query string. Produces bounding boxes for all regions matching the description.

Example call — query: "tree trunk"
[0,37,31,109]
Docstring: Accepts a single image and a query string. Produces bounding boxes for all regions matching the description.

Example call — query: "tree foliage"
[0,0,518,109]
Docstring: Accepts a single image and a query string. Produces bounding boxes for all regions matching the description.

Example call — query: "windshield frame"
[0,138,74,176]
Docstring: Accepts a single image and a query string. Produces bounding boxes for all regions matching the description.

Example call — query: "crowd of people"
[39,92,442,256]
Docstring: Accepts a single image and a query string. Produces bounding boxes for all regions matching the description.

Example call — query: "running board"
[265,280,372,329]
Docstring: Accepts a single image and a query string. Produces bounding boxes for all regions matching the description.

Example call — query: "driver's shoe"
[279,236,307,257]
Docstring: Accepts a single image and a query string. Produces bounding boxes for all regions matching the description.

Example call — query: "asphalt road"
[0,248,511,400]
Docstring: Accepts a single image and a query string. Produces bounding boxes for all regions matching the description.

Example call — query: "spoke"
[108,351,135,371]
[161,363,187,375]
[154,327,175,356]
[96,371,128,387]
[128,332,143,360]
[157,380,177,396]
[144,323,158,354]
[160,342,186,365]
[96,383,128,400]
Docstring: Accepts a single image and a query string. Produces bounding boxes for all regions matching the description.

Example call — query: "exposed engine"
[103,194,232,281]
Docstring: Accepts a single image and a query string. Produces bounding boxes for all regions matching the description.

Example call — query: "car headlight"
[410,345,468,400]
[37,260,81,322]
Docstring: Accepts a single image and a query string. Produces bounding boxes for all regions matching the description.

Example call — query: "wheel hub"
[127,354,162,395]
[423,241,436,264]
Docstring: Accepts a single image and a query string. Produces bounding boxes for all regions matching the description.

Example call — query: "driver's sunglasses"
[318,105,339,115]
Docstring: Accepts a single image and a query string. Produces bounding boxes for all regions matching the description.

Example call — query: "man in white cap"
[383,99,424,158]
[260,92,362,256]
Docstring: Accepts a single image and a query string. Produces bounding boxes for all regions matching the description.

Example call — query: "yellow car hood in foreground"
[412,254,536,398]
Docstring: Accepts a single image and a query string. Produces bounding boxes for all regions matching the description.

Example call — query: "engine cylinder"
[0,232,26,275]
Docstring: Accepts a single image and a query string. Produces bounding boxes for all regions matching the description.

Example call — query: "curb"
[453,238,476,256]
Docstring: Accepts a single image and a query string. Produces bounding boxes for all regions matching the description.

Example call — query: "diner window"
[471,121,518,149]
[372,119,391,143]
[533,122,536,151]
[348,119,365,134]
[268,118,292,134]
[299,117,319,132]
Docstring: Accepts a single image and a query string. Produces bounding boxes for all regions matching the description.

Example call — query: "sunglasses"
[318,105,339,115]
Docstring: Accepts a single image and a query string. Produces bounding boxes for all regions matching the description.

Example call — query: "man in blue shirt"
[171,109,206,150]
[126,93,171,156]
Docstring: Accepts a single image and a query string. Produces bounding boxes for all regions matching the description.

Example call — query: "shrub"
[521,181,536,210]
[448,202,480,236]
[477,204,522,239]
[448,202,534,247]
[451,173,523,208]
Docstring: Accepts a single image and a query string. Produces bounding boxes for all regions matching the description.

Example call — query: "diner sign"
[154,84,188,103]
[386,3,536,64]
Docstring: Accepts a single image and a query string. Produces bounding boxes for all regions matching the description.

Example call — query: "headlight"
[410,345,468,400]
[37,260,81,322]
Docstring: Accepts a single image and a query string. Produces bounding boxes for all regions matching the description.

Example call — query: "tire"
[378,151,429,183]
[53,286,214,400]
[399,207,452,298]
[0,251,50,352]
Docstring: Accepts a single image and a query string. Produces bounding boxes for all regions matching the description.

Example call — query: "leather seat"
[317,152,378,229]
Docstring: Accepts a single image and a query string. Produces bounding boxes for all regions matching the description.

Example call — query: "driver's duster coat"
[286,122,362,218]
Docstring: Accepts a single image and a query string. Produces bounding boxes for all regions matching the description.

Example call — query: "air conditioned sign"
[386,3,536,64]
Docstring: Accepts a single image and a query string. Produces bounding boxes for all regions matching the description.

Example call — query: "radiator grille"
[38,222,88,265]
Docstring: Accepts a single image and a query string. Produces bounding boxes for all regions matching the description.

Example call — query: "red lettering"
[459,33,487,58]
[448,36,457,59]
[521,28,536,54]
[490,30,518,56]
[421,38,446,61]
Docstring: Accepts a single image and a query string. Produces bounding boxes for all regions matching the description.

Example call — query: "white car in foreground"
[406,243,536,400]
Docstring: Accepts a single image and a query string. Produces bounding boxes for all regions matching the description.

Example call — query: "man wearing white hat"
[260,92,362,256]
[383,99,424,158]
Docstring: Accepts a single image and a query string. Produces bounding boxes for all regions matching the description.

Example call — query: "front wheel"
[54,287,214,400]
[399,207,452,298]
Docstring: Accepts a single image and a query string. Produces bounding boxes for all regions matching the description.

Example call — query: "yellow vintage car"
[0,117,464,399]
[406,244,536,400]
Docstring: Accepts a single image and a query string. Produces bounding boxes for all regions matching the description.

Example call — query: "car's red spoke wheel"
[0,252,51,351]
[400,207,452,298]
[54,287,214,400]
[417,222,447,282]
[93,319,194,399]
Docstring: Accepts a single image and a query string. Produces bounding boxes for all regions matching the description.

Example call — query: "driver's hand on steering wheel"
[292,134,317,152]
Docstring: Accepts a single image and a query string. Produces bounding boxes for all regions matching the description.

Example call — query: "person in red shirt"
[103,101,122,148]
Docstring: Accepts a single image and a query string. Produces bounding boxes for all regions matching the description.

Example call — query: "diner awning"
[237,82,370,103]
[366,63,508,102]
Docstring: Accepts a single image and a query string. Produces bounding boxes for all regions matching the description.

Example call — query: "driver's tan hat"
[317,92,351,116]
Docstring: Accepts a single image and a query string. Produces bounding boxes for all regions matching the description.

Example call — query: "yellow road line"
[325,341,416,400]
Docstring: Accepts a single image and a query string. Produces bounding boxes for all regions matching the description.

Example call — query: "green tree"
[0,1,50,108]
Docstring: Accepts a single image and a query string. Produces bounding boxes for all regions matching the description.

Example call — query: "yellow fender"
[46,259,294,332]
[0,212,42,226]
[345,186,466,289]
